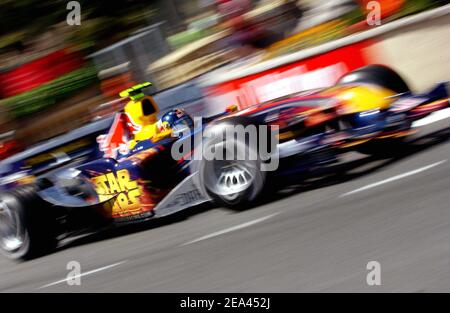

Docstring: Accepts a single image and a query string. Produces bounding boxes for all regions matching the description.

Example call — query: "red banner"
[0,49,84,98]
[205,40,377,110]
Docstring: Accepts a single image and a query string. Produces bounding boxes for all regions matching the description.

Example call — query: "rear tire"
[338,64,411,94]
[0,185,57,260]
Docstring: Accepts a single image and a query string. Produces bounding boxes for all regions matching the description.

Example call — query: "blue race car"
[0,66,448,260]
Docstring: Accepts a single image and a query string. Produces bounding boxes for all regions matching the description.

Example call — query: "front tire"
[199,138,266,208]
[197,113,274,210]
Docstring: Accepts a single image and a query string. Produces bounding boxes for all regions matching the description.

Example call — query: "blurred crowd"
[0,0,448,159]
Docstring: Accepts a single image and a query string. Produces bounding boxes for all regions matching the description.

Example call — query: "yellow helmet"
[335,85,396,114]
[120,82,159,126]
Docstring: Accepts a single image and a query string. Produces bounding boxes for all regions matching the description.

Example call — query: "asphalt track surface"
[0,124,449,292]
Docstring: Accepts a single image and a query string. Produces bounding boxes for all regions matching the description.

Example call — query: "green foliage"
[168,28,212,50]
[390,0,441,20]
[0,65,98,118]
[0,0,156,49]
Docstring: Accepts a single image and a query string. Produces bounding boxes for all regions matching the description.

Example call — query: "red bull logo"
[97,113,141,159]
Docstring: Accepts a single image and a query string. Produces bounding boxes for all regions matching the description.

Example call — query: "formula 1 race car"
[200,65,449,203]
[0,65,448,260]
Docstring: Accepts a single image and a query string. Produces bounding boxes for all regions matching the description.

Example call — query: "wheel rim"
[202,141,257,201]
[215,161,255,200]
[0,200,24,253]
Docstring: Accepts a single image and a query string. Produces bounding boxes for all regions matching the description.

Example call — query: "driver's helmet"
[160,109,194,138]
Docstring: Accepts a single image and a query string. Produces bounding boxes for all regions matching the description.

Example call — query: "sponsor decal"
[97,113,141,159]
[91,169,141,215]
[165,189,204,209]
[205,40,374,110]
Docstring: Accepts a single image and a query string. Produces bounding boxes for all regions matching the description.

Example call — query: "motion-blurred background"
[0,0,448,159]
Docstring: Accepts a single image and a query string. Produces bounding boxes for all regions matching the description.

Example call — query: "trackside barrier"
[198,4,450,114]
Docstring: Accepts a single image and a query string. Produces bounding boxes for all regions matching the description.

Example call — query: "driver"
[120,83,173,149]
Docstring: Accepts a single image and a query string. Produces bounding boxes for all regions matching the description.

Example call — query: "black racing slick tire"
[199,139,266,209]
[198,117,270,209]
[0,185,57,260]
[338,64,411,94]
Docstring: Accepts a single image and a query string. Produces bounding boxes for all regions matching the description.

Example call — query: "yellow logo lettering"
[91,170,141,215]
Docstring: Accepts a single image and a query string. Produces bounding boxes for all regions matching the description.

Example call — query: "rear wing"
[391,82,449,113]
[428,82,449,99]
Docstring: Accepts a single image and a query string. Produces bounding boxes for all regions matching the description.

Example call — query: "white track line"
[38,260,127,289]
[340,160,447,197]
[181,212,280,246]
